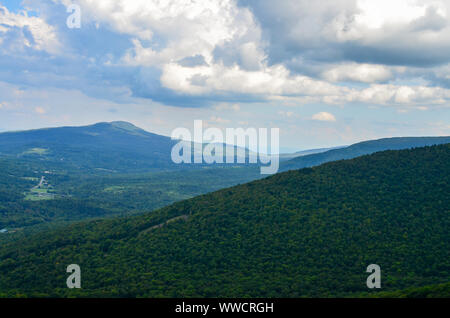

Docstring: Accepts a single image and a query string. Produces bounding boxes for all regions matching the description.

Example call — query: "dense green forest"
[0,144,448,297]
[370,282,450,298]
[0,157,260,231]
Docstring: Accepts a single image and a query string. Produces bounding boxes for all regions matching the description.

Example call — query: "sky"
[0,0,449,151]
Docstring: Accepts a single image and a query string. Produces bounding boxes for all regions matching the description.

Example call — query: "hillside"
[0,121,179,173]
[281,136,450,171]
[0,144,448,297]
[370,282,450,298]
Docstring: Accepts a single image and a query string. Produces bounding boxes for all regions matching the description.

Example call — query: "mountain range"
[0,143,448,297]
[1,121,449,174]
[0,122,449,232]
[281,136,450,171]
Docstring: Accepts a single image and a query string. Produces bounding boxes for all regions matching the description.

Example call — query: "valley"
[0,144,448,297]
[0,123,449,238]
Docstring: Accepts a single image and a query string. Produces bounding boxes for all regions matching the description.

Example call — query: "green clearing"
[103,186,126,193]
[24,188,55,201]
[20,148,48,156]
[21,177,39,181]
[23,177,56,201]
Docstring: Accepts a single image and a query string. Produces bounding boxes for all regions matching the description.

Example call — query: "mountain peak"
[105,121,141,131]
[92,121,147,135]
[109,121,138,128]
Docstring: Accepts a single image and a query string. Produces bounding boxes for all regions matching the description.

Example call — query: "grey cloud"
[239,0,450,71]
[213,40,264,71]
[178,55,208,67]
[409,6,448,32]
[189,74,208,86]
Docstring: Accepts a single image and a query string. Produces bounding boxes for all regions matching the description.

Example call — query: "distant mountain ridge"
[281,136,450,171]
[0,122,449,174]
[0,121,179,172]
[279,146,346,161]
[0,121,266,173]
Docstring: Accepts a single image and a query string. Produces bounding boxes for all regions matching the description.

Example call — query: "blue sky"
[0,0,449,151]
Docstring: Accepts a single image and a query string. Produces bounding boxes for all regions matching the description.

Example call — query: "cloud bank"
[0,0,449,109]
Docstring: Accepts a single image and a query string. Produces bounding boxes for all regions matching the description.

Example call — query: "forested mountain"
[0,144,448,297]
[281,136,450,171]
[0,121,258,173]
[0,121,180,173]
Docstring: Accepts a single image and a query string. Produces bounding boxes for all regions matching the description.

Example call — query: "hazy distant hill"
[281,136,450,171]
[1,144,448,297]
[278,146,346,161]
[0,121,178,173]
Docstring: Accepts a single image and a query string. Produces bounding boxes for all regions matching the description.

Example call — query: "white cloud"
[355,0,446,29]
[160,62,346,98]
[312,112,336,122]
[347,84,450,105]
[322,63,392,83]
[71,0,261,67]
[0,5,61,54]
